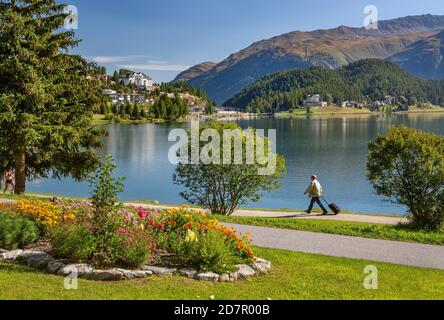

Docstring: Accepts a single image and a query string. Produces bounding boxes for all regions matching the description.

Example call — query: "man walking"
[304,175,328,215]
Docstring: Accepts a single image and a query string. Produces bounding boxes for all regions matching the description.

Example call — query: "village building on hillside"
[120,72,154,91]
[303,94,328,108]
[103,89,152,105]
[342,101,366,108]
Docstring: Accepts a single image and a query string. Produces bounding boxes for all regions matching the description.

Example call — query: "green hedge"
[0,212,41,250]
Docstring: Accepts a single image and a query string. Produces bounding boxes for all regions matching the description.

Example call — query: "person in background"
[3,169,15,194]
[304,175,328,215]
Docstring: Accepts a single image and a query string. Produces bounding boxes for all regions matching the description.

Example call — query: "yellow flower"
[185,229,198,242]
[13,199,76,226]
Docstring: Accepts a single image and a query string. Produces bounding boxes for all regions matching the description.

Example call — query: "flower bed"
[0,200,271,282]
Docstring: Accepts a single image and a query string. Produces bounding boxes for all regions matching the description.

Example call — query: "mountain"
[388,31,444,79]
[224,59,444,112]
[184,14,444,104]
[173,61,217,82]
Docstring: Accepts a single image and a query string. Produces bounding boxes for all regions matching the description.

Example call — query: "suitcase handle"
[321,196,330,206]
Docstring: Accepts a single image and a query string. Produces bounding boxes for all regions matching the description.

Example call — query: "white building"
[303,94,327,107]
[103,89,149,105]
[120,72,154,91]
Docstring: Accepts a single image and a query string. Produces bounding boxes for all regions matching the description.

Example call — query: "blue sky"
[67,0,444,82]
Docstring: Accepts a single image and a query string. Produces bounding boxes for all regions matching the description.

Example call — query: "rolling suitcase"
[322,197,341,215]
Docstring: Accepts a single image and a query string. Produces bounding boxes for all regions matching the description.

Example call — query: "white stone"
[83,269,123,281]
[196,272,219,282]
[17,251,54,269]
[236,264,256,278]
[219,274,230,282]
[114,268,152,279]
[0,250,23,261]
[252,258,271,274]
[142,266,177,276]
[229,272,238,281]
[58,264,94,276]
[179,268,198,279]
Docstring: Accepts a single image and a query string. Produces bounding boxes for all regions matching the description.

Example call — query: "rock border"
[0,249,271,282]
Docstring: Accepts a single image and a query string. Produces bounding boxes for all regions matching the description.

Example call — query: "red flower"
[149,219,155,226]
[119,229,128,236]
[156,223,164,230]
[150,243,157,252]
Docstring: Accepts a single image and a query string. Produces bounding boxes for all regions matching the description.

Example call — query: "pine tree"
[0,0,104,194]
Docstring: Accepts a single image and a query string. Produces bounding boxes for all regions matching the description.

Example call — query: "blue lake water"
[28,113,444,215]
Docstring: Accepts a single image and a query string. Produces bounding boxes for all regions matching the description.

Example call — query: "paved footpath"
[227,223,444,270]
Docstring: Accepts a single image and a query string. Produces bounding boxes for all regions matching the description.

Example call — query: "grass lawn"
[1,247,443,300]
[215,216,444,246]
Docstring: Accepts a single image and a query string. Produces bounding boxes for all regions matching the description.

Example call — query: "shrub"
[195,229,239,273]
[87,155,128,268]
[167,228,240,273]
[48,221,97,262]
[0,213,40,250]
[367,126,444,230]
[117,228,154,268]
[142,206,254,273]
[49,209,153,268]
[173,121,286,216]
[48,157,152,269]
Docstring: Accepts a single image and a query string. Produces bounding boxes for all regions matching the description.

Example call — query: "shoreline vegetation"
[91,105,444,125]
[275,104,444,118]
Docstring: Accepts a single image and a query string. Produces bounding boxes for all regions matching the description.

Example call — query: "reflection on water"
[28,113,444,215]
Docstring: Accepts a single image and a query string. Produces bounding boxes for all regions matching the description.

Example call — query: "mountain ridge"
[173,61,217,82]
[180,14,444,104]
[388,30,444,79]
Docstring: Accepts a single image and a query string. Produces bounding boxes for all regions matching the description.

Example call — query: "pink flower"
[137,207,148,218]
[119,229,128,236]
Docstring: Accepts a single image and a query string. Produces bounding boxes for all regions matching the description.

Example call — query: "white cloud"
[146,60,168,64]
[117,63,191,72]
[87,55,148,64]
[86,56,189,72]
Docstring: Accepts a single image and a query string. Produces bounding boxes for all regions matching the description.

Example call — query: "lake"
[28,113,444,215]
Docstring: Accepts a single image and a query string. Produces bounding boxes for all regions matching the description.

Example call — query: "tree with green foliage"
[112,71,120,83]
[0,0,104,194]
[150,94,189,120]
[87,155,128,267]
[132,104,141,119]
[173,122,286,215]
[367,126,444,230]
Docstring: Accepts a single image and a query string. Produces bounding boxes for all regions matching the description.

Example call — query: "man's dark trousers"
[307,197,328,214]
